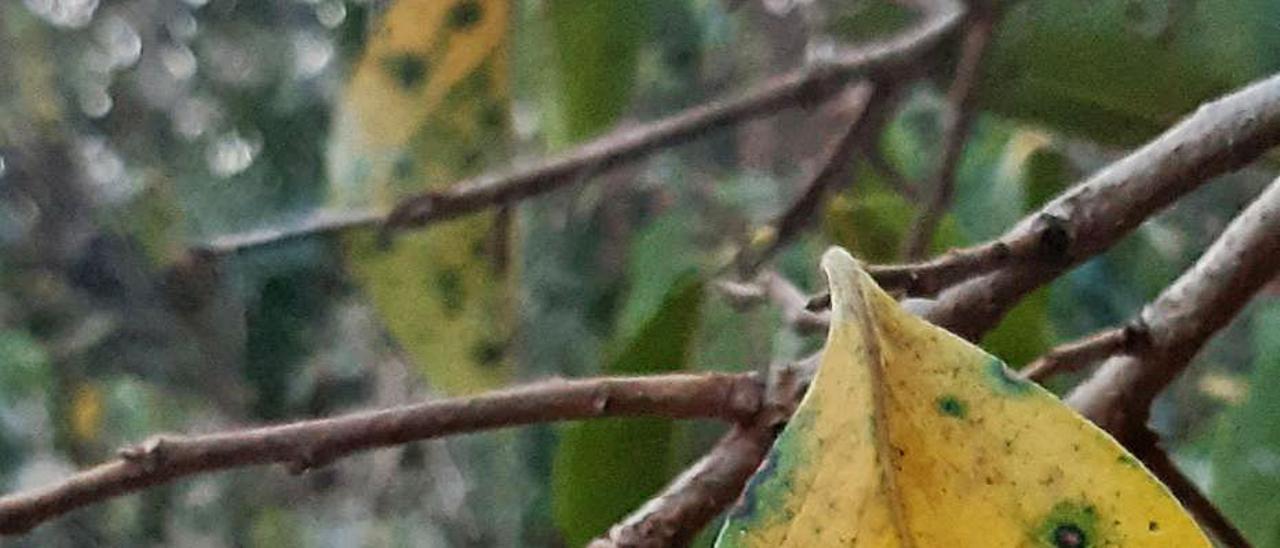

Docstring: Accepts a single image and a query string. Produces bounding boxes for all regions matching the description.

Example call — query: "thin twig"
[1068,174,1280,439]
[734,83,882,274]
[0,373,760,535]
[1129,430,1254,548]
[803,212,1071,306]
[903,11,996,260]
[765,272,831,334]
[1020,323,1147,382]
[926,72,1280,340]
[861,139,919,201]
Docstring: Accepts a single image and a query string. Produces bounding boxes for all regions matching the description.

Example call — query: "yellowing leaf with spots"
[327,0,514,395]
[716,247,1209,547]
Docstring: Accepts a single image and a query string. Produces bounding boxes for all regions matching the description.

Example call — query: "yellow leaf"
[327,0,514,395]
[717,247,1209,547]
[70,382,103,443]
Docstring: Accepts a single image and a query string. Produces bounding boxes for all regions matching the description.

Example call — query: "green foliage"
[547,0,648,143]
[979,0,1280,146]
[1212,301,1280,547]
[552,273,705,546]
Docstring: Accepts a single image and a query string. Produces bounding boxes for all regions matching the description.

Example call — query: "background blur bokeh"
[2,0,1280,546]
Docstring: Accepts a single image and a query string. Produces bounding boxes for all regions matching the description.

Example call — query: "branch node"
[1034,213,1073,261]
[804,292,832,312]
[118,436,170,473]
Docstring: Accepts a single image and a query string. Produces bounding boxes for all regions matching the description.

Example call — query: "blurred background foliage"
[1,0,1279,546]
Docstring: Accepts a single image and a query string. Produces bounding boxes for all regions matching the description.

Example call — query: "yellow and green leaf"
[716,247,1209,547]
[327,0,514,395]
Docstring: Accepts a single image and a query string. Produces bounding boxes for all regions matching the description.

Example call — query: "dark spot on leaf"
[470,339,505,367]
[383,53,429,90]
[462,149,483,171]
[1148,520,1159,532]
[480,101,507,130]
[434,268,464,316]
[1053,524,1087,548]
[393,156,415,181]
[447,0,483,30]
[936,395,967,418]
[1039,501,1101,548]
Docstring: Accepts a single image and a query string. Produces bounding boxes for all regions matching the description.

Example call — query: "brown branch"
[0,373,761,535]
[1128,430,1254,548]
[902,10,996,260]
[1019,323,1148,382]
[803,212,1071,306]
[925,72,1280,339]
[1067,174,1280,439]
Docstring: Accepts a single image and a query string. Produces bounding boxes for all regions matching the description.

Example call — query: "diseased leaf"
[327,0,515,395]
[552,272,704,546]
[717,247,1209,547]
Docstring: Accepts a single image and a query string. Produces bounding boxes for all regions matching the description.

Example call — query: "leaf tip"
[820,246,871,326]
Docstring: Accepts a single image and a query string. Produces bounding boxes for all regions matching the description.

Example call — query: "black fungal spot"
[936,395,967,419]
[470,339,505,367]
[461,149,484,171]
[1052,524,1087,548]
[1148,520,1159,532]
[1038,501,1100,548]
[393,156,416,181]
[383,53,429,90]
[480,101,508,130]
[434,268,465,315]
[447,0,483,30]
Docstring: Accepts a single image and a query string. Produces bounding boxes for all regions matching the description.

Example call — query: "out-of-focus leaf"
[327,0,515,395]
[1212,300,1280,547]
[615,208,701,339]
[0,330,49,398]
[982,287,1051,368]
[716,248,1209,546]
[979,0,1280,146]
[824,166,964,263]
[552,273,704,546]
[546,0,647,143]
[69,382,103,444]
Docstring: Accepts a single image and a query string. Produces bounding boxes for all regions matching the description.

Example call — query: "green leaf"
[552,272,704,546]
[979,0,1280,146]
[0,330,49,399]
[547,0,648,143]
[1212,301,1280,547]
